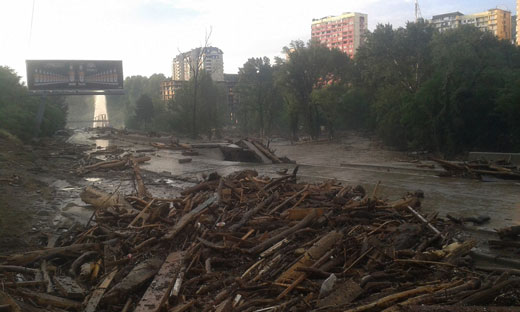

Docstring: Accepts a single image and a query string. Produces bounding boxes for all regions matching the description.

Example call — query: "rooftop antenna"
[415,0,423,22]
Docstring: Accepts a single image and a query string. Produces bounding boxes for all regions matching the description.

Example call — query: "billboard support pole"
[33,96,46,139]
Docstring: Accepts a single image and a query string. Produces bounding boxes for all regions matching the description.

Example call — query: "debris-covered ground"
[2,162,520,311]
[1,128,520,311]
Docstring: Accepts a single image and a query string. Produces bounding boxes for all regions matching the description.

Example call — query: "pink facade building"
[311,12,368,57]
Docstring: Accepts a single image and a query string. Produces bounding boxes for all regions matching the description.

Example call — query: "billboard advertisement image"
[26,60,123,91]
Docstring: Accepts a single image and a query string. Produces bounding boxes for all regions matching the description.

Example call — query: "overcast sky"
[0,0,516,81]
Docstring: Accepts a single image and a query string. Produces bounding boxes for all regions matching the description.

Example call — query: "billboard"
[26,60,123,91]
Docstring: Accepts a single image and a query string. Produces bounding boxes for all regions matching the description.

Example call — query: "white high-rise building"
[172,47,224,82]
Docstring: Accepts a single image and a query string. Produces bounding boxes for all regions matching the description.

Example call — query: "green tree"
[237,57,282,136]
[169,71,227,138]
[135,94,154,130]
[354,21,436,147]
[106,73,166,129]
[402,26,520,153]
[277,40,351,139]
[0,66,67,141]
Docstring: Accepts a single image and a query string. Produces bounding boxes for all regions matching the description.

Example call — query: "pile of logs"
[1,169,519,311]
[76,154,151,175]
[432,158,520,180]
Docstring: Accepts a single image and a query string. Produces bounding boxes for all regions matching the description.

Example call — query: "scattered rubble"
[1,161,519,311]
[433,158,520,180]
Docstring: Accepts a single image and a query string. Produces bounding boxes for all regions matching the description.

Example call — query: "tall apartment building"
[311,12,367,57]
[430,8,512,41]
[517,0,520,44]
[172,47,224,82]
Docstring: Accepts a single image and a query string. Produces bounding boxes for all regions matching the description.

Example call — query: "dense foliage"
[106,22,519,155]
[168,71,228,138]
[0,66,67,141]
[238,22,520,154]
[106,74,167,130]
[355,22,520,154]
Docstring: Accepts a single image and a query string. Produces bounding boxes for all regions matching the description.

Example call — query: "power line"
[28,0,36,48]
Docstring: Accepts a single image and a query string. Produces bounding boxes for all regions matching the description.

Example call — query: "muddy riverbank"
[1,128,518,255]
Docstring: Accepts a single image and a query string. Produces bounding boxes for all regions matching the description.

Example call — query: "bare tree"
[180,27,212,138]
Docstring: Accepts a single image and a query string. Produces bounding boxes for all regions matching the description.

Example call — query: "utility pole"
[415,0,422,22]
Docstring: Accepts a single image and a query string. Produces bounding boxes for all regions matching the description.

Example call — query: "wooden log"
[393,306,520,312]
[80,186,135,211]
[281,208,325,221]
[0,290,21,312]
[103,258,163,304]
[250,139,281,164]
[445,240,476,264]
[169,301,195,312]
[134,252,185,312]
[84,269,118,312]
[343,281,461,312]
[129,199,156,227]
[229,194,276,231]
[180,181,218,196]
[41,260,54,293]
[475,265,520,275]
[382,279,477,311]
[470,251,520,269]
[460,278,520,305]
[178,158,192,164]
[0,281,46,288]
[406,205,442,236]
[247,209,317,255]
[164,195,217,240]
[431,158,465,171]
[15,289,82,310]
[5,243,99,266]
[0,265,39,274]
[53,276,87,299]
[269,186,308,214]
[131,156,151,198]
[79,156,150,174]
[277,231,343,284]
[497,225,520,239]
[70,251,98,277]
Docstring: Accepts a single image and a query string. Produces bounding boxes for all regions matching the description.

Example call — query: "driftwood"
[103,258,163,304]
[15,289,82,310]
[131,156,150,198]
[164,195,217,240]
[2,168,519,311]
[84,269,118,312]
[248,209,317,254]
[134,252,185,312]
[80,186,135,211]
[5,243,99,266]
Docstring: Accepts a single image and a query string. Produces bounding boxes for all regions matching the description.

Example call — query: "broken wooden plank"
[53,276,87,299]
[15,289,82,311]
[84,269,118,312]
[134,252,185,312]
[248,209,317,255]
[164,195,217,240]
[5,243,99,266]
[102,258,163,304]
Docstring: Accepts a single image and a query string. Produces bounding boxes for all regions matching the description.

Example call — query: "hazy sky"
[0,0,516,81]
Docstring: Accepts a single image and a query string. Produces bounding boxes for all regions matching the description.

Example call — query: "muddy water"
[69,131,520,230]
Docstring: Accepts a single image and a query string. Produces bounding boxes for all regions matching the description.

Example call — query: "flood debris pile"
[1,169,520,311]
[76,155,151,175]
[433,158,520,180]
[220,139,294,164]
